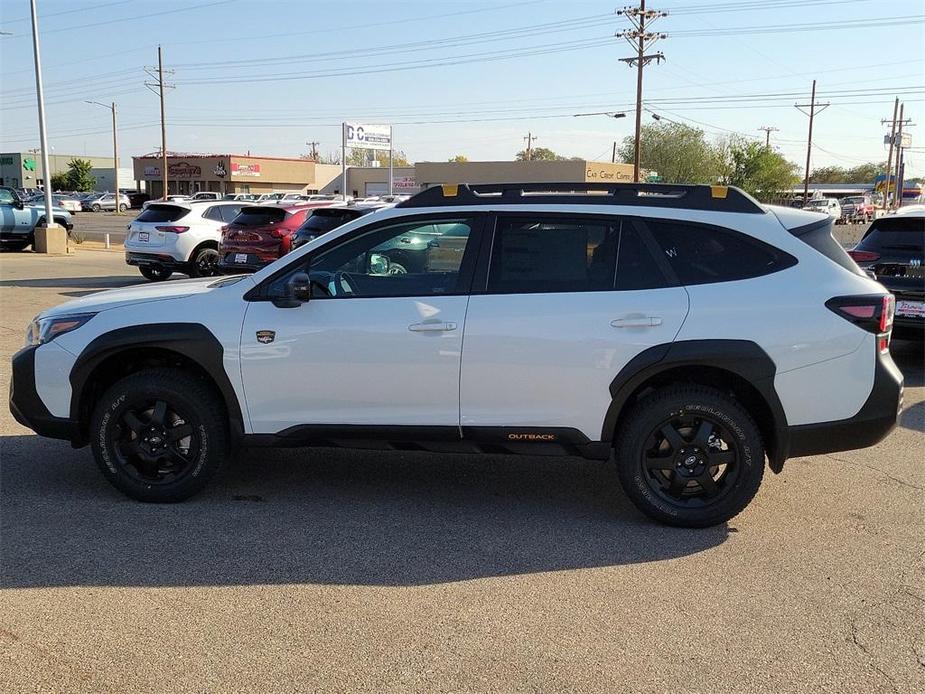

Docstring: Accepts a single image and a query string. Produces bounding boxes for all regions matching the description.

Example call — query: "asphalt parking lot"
[1,249,922,693]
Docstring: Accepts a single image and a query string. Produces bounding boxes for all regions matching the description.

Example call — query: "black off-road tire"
[189,247,220,277]
[89,368,229,502]
[614,385,765,528]
[140,265,172,281]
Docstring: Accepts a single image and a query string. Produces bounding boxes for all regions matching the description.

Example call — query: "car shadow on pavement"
[0,435,728,589]
[0,276,139,291]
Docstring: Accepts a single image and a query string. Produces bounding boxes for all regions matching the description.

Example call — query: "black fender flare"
[600,339,790,471]
[69,323,245,442]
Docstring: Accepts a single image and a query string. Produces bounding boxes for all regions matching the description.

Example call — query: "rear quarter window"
[135,205,190,223]
[641,218,797,285]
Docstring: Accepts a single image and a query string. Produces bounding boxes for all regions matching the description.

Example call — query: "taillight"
[155,225,189,233]
[847,249,880,263]
[826,294,895,352]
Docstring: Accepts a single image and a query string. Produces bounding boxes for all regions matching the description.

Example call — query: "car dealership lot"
[1,250,922,693]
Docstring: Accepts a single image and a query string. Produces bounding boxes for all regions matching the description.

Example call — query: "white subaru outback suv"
[11,183,903,527]
[124,200,246,281]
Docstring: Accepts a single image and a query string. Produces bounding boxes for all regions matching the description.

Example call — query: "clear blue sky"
[1,0,923,175]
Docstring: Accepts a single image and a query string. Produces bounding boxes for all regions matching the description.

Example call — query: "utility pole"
[612,141,618,163]
[85,101,120,212]
[892,102,905,210]
[881,98,899,209]
[758,126,779,149]
[795,80,830,204]
[523,132,536,160]
[306,141,320,162]
[144,46,174,199]
[29,0,56,234]
[617,1,667,182]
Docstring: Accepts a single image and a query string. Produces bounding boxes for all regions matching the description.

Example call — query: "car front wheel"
[89,368,229,502]
[614,385,765,528]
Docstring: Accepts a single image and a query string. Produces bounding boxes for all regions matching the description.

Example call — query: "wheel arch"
[187,238,219,262]
[70,324,244,447]
[601,340,790,472]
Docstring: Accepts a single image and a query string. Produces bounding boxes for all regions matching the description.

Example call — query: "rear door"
[459,213,689,441]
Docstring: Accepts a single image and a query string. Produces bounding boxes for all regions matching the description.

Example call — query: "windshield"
[805,200,828,208]
[843,197,865,204]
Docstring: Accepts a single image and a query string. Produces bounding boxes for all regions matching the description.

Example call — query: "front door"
[460,214,689,441]
[240,214,485,433]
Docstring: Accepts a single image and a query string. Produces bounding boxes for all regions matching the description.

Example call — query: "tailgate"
[127,221,168,248]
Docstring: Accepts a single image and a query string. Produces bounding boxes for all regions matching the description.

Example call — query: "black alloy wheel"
[191,247,220,277]
[112,399,199,486]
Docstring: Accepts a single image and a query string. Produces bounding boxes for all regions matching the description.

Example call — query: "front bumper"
[787,346,904,457]
[9,345,79,442]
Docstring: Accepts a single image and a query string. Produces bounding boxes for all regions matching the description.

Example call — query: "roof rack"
[396,182,764,214]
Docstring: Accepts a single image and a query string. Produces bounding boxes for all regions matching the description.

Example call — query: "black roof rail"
[396,182,765,214]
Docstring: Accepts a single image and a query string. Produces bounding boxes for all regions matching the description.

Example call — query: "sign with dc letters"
[343,122,391,151]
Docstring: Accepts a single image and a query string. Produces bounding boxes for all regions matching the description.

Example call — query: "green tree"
[515,146,563,161]
[721,137,799,202]
[50,171,70,191]
[448,154,469,163]
[65,158,96,191]
[345,149,411,167]
[618,122,723,184]
[809,162,886,184]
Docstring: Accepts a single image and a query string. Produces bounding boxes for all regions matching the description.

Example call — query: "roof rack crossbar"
[396,182,764,214]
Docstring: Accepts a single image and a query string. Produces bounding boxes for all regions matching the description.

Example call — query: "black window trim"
[244,211,491,302]
[474,211,676,296]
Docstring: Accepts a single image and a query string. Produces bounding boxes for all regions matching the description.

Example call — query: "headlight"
[26,313,96,346]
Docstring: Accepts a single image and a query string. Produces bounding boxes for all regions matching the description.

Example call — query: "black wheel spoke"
[698,473,720,497]
[711,450,736,466]
[150,400,168,425]
[693,419,713,448]
[645,453,675,470]
[660,425,684,452]
[667,472,688,497]
[167,423,193,441]
[122,411,145,434]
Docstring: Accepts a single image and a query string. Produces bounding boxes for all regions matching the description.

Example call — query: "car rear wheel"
[614,385,765,528]
[190,247,220,277]
[91,203,101,212]
[89,368,229,502]
[118,203,127,212]
[140,265,172,281]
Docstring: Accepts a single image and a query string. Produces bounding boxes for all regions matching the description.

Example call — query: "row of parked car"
[123,197,396,280]
[21,190,132,213]
[802,195,875,224]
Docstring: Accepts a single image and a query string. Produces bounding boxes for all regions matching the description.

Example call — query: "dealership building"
[132,153,342,198]
[0,151,130,191]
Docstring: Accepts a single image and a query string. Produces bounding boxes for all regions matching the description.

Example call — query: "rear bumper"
[787,347,903,457]
[125,251,187,270]
[9,345,79,442]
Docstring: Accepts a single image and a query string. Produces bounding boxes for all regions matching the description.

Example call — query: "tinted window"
[271,218,476,299]
[0,187,17,204]
[644,219,796,285]
[217,204,243,223]
[135,204,190,223]
[487,217,619,293]
[858,216,925,252]
[298,208,364,234]
[615,226,670,290]
[232,207,287,226]
[202,205,225,222]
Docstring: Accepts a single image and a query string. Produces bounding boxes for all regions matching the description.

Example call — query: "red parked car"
[217,202,334,273]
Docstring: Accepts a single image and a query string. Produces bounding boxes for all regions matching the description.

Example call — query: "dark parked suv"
[849,213,924,339]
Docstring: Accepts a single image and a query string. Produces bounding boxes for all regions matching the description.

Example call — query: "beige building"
[132,153,341,198]
[328,160,635,198]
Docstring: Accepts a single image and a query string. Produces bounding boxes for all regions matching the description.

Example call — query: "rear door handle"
[409,321,457,332]
[611,316,663,328]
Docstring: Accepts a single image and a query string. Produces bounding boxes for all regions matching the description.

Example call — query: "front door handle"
[408,321,457,332]
[611,316,663,328]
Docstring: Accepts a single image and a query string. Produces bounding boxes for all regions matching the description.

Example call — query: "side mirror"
[271,271,312,308]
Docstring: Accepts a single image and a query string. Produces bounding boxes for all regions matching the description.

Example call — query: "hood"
[40,275,254,319]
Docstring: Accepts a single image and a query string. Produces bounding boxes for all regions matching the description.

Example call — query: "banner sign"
[344,122,391,151]
[231,162,261,176]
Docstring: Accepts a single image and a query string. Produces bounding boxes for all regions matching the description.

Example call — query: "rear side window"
[135,204,189,223]
[857,216,925,253]
[615,225,671,290]
[231,206,287,226]
[487,216,619,293]
[643,219,796,285]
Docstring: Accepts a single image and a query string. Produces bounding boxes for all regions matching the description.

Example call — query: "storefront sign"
[143,165,160,178]
[170,161,201,178]
[231,162,261,176]
[586,165,633,182]
[213,163,227,177]
[394,176,416,190]
[344,122,391,151]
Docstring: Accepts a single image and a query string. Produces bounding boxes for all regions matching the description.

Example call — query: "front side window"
[487,216,619,293]
[269,217,477,299]
[642,218,796,285]
[0,187,16,204]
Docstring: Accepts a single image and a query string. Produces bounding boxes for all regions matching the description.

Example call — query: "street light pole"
[29,0,56,230]
[85,100,120,213]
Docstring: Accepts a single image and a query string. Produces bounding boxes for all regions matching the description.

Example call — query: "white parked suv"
[124,200,246,280]
[10,183,903,527]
